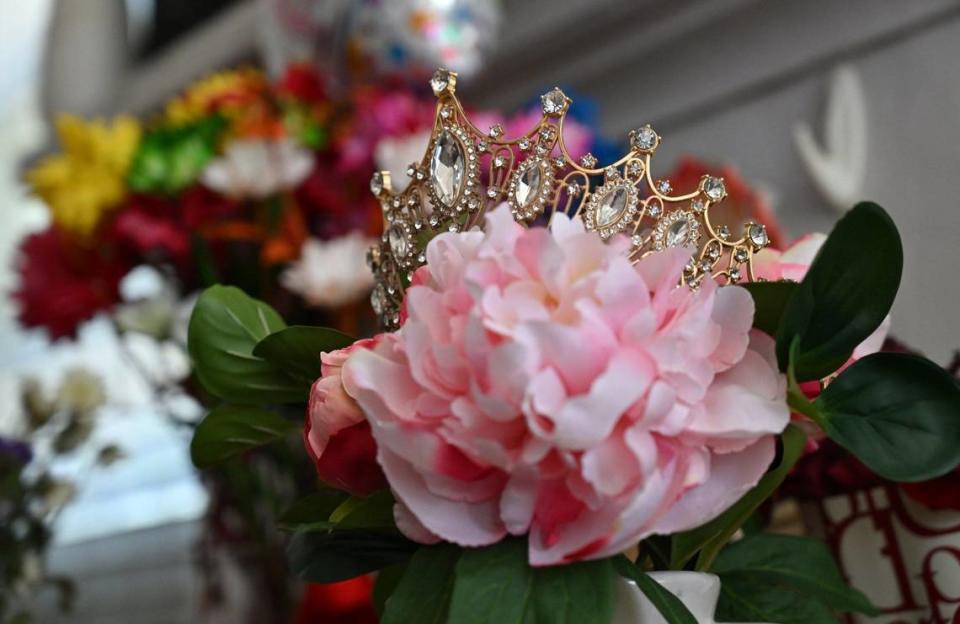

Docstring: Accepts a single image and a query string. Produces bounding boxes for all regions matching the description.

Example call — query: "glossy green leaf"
[252,325,355,385]
[188,285,306,403]
[741,281,798,336]
[817,352,960,481]
[776,202,902,381]
[671,425,806,570]
[712,533,876,615]
[381,545,461,624]
[287,528,417,584]
[446,538,616,624]
[190,405,297,468]
[717,575,838,624]
[372,562,408,617]
[614,556,697,624]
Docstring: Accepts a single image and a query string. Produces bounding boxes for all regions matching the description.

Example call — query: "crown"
[366,69,772,329]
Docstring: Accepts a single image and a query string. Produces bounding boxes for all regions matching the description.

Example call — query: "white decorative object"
[794,65,868,213]
[614,572,770,624]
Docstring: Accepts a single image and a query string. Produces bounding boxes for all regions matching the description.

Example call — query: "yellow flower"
[27,115,141,239]
[165,67,267,126]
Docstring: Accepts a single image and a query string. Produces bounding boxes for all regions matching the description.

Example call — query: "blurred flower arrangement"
[1,369,115,623]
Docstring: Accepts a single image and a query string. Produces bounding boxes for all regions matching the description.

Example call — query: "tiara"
[366,69,772,329]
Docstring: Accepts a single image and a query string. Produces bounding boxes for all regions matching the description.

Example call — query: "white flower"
[201,137,313,199]
[374,130,432,193]
[281,233,376,308]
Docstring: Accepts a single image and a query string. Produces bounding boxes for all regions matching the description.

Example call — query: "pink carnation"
[306,337,388,496]
[340,206,789,565]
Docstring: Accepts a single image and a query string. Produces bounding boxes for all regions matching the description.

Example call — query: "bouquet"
[185,74,960,623]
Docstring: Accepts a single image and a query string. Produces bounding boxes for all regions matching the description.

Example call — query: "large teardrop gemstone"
[666,218,691,248]
[430,130,465,207]
[515,163,542,208]
[596,186,629,227]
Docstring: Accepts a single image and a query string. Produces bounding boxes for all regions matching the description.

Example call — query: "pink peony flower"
[305,337,388,496]
[339,206,790,565]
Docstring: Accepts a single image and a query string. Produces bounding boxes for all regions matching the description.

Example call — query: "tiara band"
[366,68,772,329]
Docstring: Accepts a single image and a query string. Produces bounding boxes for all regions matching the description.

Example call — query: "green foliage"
[127,115,227,193]
[187,286,306,404]
[714,533,877,623]
[815,352,960,481]
[189,405,298,468]
[381,545,461,624]
[775,202,902,381]
[287,528,417,584]
[741,281,797,336]
[252,326,355,385]
[445,539,616,624]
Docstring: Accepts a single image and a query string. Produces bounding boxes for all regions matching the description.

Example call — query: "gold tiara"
[366,69,771,329]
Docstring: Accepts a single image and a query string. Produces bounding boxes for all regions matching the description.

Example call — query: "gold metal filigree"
[367,69,771,329]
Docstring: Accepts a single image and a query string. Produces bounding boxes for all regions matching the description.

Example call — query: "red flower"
[293,577,378,624]
[277,63,329,104]
[14,229,131,338]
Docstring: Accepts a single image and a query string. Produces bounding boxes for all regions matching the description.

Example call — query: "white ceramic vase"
[614,572,770,624]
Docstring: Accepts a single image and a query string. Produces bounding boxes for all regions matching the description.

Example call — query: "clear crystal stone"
[734,249,748,262]
[430,130,465,207]
[632,125,659,151]
[388,226,408,257]
[596,186,629,227]
[488,125,503,138]
[369,171,384,195]
[487,186,499,199]
[648,203,661,217]
[704,176,726,200]
[748,223,769,248]
[580,153,598,168]
[666,218,691,247]
[541,88,568,115]
[729,269,742,282]
[691,199,705,212]
[371,284,387,316]
[518,137,530,150]
[566,183,581,197]
[657,179,672,193]
[493,155,505,168]
[515,164,542,208]
[430,69,451,95]
[718,225,731,240]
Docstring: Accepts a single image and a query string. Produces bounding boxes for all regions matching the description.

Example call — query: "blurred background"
[1,1,959,623]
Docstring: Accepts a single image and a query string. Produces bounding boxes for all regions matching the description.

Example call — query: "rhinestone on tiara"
[366,69,772,329]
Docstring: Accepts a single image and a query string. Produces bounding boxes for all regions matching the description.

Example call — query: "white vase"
[614,572,771,624]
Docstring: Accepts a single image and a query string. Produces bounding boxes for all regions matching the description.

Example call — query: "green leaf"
[816,352,960,481]
[614,556,697,624]
[381,545,461,624]
[190,405,297,468]
[446,538,616,624]
[716,574,839,624]
[373,562,408,617]
[252,326,355,385]
[741,281,798,336]
[287,528,417,584]
[331,490,397,529]
[775,202,902,381]
[712,533,877,615]
[278,490,350,531]
[187,285,306,404]
[671,425,807,570]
